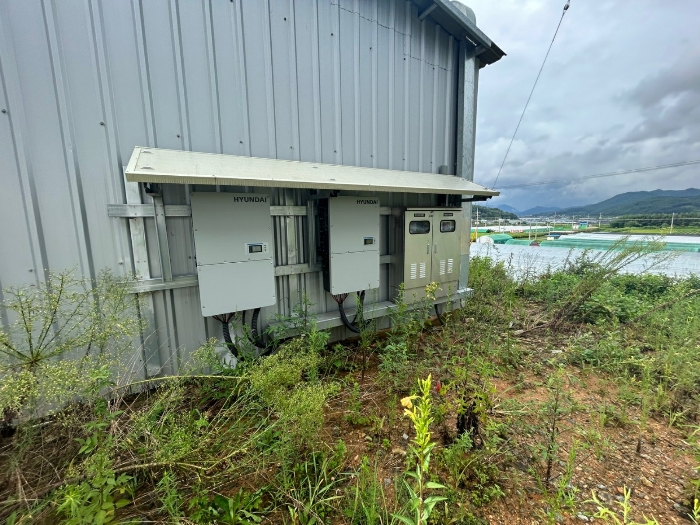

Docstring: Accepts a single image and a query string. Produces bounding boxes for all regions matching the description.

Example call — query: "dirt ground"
[323,345,698,524]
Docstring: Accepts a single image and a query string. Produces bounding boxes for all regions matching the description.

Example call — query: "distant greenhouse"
[506,239,540,246]
[538,235,700,253]
[475,234,513,245]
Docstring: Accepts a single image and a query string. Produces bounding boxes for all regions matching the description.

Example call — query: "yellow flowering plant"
[394,374,446,525]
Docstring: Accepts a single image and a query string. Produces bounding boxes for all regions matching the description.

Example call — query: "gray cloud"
[466,0,700,210]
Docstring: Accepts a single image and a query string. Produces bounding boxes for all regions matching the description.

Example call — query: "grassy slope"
[2,255,700,524]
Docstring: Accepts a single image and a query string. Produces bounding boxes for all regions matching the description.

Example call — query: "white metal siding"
[0,0,467,376]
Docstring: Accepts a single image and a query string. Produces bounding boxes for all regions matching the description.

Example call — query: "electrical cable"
[434,303,445,326]
[333,292,365,334]
[249,308,265,348]
[495,159,700,190]
[492,0,571,189]
[338,302,361,334]
[212,313,237,357]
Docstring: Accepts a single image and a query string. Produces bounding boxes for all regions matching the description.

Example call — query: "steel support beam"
[129,256,397,294]
[109,204,394,218]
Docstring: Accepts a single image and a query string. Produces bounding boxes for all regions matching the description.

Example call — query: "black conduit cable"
[250,308,265,348]
[339,302,361,333]
[332,293,361,334]
[434,303,445,326]
[213,313,238,357]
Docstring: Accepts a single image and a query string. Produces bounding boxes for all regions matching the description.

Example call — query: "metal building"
[0,0,504,377]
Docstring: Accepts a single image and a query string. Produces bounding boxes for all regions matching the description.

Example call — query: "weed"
[277,450,344,524]
[550,239,670,327]
[156,470,185,521]
[266,295,318,344]
[588,486,659,524]
[688,427,700,524]
[210,488,266,524]
[248,328,339,447]
[57,467,132,525]
[378,342,413,392]
[440,432,474,487]
[344,456,394,525]
[0,270,141,424]
[393,375,446,525]
[345,381,370,426]
[538,443,579,524]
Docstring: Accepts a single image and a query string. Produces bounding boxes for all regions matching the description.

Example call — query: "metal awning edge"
[124,147,499,197]
[426,0,506,67]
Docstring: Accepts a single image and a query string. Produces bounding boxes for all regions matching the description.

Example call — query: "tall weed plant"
[394,375,446,525]
[0,270,142,424]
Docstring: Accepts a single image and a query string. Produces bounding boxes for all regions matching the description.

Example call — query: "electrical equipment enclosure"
[190,192,275,316]
[400,208,462,301]
[319,196,380,295]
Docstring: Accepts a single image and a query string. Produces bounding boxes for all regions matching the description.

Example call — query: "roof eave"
[413,0,506,67]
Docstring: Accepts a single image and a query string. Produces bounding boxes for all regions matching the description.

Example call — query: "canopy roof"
[125,147,499,197]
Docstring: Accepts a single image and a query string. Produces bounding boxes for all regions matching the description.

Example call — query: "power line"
[606,218,700,221]
[495,159,700,189]
[491,0,571,189]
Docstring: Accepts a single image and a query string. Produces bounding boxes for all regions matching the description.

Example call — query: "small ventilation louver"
[419,262,427,279]
[447,258,454,274]
[439,260,446,276]
[410,263,417,280]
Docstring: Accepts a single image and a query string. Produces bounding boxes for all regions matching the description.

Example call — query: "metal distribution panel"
[431,209,461,294]
[327,197,380,295]
[190,193,275,316]
[403,208,461,300]
[403,211,434,292]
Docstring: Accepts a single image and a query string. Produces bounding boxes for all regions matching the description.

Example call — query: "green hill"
[547,188,700,216]
[473,205,519,220]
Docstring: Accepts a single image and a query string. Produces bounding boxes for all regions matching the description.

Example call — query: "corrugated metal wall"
[0,0,464,376]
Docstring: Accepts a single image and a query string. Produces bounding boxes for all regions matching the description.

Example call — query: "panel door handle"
[434,244,438,254]
[426,244,430,254]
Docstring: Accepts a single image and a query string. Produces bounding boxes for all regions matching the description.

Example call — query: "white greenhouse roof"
[125,147,499,197]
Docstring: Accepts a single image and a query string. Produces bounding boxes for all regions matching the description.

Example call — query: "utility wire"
[492,0,571,189]
[497,159,700,189]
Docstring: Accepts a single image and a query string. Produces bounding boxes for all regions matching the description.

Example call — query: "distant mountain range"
[487,188,700,218]
[549,188,700,217]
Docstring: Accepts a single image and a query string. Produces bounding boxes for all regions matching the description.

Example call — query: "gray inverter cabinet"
[400,208,462,302]
[319,196,380,295]
[190,193,275,316]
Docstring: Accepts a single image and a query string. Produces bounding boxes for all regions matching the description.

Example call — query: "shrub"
[248,327,338,446]
[0,270,141,423]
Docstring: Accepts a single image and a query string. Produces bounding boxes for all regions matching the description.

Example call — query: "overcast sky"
[465,0,700,211]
